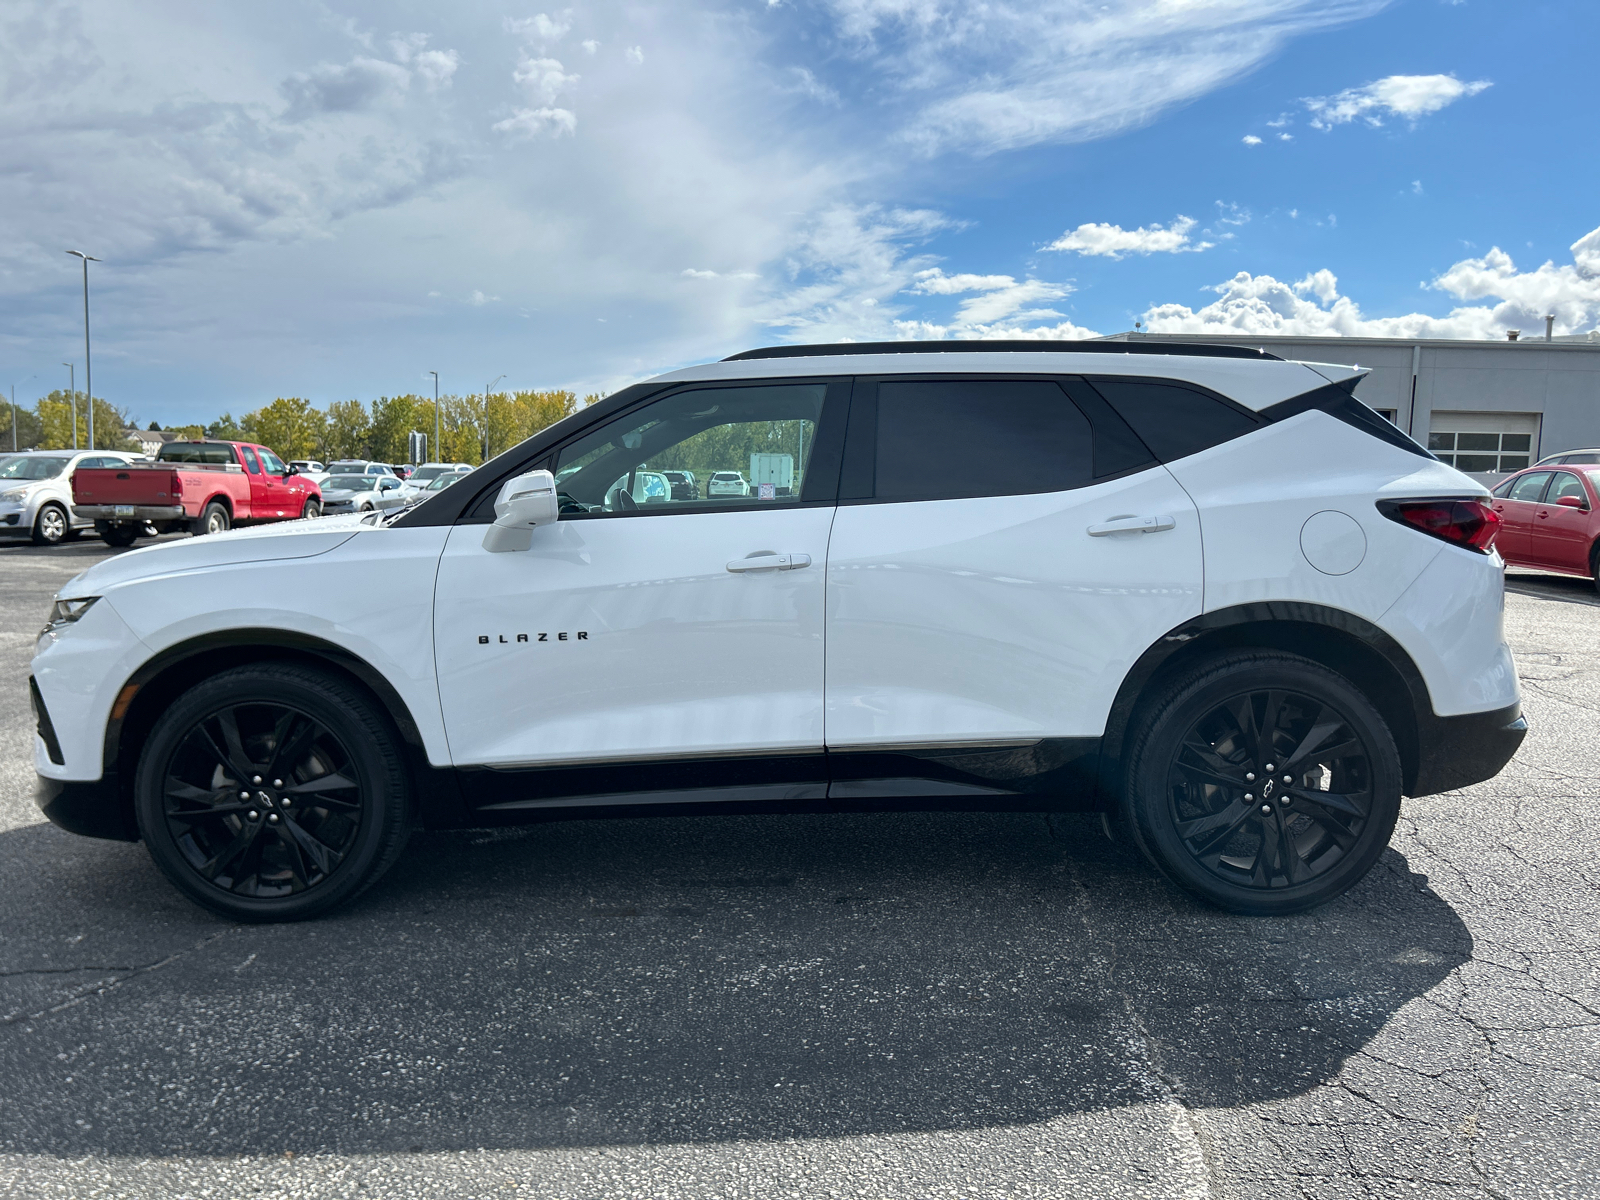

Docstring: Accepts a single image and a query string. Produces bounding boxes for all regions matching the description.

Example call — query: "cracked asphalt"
[1,536,1597,1199]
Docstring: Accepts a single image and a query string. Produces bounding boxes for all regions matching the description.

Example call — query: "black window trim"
[445,375,853,526]
[1258,380,1436,461]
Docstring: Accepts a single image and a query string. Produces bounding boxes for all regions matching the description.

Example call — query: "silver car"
[0,450,136,545]
[317,472,412,515]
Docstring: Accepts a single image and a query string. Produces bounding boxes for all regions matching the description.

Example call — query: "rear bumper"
[74,505,186,522]
[1410,702,1527,797]
[35,774,138,842]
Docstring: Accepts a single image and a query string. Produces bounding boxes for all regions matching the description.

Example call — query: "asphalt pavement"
[1,534,1597,1198]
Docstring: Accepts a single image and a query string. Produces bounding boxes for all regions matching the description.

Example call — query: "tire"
[301,498,321,520]
[98,525,140,548]
[134,664,414,922]
[1119,650,1403,916]
[192,501,230,536]
[31,503,69,546]
[358,503,372,513]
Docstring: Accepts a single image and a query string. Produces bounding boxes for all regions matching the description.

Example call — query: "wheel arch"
[1102,602,1431,803]
[101,630,462,839]
[201,493,234,518]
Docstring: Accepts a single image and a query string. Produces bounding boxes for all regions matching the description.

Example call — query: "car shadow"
[0,810,1468,1158]
[1504,569,1600,607]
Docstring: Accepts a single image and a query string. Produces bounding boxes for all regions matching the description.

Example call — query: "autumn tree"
[0,397,43,451]
[243,398,325,461]
[207,413,245,440]
[321,399,371,461]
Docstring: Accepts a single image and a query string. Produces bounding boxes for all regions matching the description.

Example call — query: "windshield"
[0,456,70,481]
[323,476,369,491]
[410,467,447,484]
[425,475,456,491]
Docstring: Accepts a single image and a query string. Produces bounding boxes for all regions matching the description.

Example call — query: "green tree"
[321,399,371,461]
[0,397,43,452]
[207,413,245,440]
[242,397,325,461]
[36,391,81,449]
[148,420,161,431]
[168,424,206,440]
[368,394,421,464]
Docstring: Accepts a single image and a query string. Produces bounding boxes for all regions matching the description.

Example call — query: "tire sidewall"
[1123,653,1403,915]
[135,667,407,921]
[33,503,67,545]
[302,498,321,520]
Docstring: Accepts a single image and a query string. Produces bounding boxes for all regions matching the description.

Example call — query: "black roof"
[724,339,1283,363]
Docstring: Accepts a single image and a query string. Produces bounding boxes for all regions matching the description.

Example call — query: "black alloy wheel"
[32,503,68,546]
[1121,651,1402,915]
[135,664,413,921]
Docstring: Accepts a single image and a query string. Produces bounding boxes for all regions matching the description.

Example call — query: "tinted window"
[158,443,236,465]
[872,380,1092,503]
[241,448,261,474]
[1088,378,1259,462]
[1548,472,1588,507]
[1508,472,1552,502]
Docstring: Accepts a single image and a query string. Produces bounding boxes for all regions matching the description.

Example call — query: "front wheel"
[301,498,321,520]
[32,503,69,546]
[134,664,414,921]
[1120,651,1402,915]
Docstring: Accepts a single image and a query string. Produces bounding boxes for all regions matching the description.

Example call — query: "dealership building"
[1107,331,1600,477]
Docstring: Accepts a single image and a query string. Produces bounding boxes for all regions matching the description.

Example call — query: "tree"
[148,420,161,431]
[368,394,421,464]
[0,397,43,451]
[207,413,244,440]
[89,397,141,451]
[320,399,371,461]
[168,425,206,440]
[36,391,80,449]
[242,397,325,461]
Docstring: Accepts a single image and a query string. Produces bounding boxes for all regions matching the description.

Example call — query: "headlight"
[1,487,29,502]
[42,596,99,635]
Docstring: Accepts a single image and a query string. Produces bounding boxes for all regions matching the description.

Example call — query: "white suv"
[30,343,1525,921]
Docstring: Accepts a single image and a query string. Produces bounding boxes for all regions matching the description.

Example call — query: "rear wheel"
[1120,651,1402,915]
[98,524,140,547]
[31,503,69,546]
[192,501,230,536]
[134,664,414,921]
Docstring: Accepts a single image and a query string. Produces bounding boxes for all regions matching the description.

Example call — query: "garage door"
[1427,411,1539,474]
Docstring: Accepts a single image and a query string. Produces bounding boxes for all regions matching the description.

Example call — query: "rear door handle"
[727,552,812,572]
[1087,514,1176,537]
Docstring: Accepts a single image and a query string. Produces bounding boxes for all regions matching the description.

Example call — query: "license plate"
[114,505,135,517]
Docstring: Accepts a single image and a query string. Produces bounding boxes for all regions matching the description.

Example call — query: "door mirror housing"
[484,470,559,552]
[1557,494,1586,509]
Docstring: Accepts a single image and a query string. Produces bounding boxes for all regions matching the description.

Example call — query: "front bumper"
[74,504,186,522]
[35,774,137,841]
[1410,701,1528,797]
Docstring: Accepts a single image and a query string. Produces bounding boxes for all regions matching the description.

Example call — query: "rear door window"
[1508,472,1553,503]
[868,379,1094,502]
[1085,377,1260,463]
[1547,471,1589,508]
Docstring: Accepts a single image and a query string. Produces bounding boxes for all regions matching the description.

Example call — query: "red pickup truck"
[72,441,323,547]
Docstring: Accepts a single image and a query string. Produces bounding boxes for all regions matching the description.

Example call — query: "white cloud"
[281,56,410,120]
[413,49,460,91]
[784,67,839,104]
[1046,215,1212,259]
[1242,134,1262,145]
[492,106,578,137]
[581,39,600,54]
[513,56,578,104]
[1215,202,1250,227]
[908,268,1072,325]
[506,12,573,42]
[1138,226,1600,339]
[1304,73,1491,130]
[624,45,645,65]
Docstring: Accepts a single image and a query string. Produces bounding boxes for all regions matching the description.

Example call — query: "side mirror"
[1557,494,1586,509]
[285,464,298,476]
[484,470,559,552]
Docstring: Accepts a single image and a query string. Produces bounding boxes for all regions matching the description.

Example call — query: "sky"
[2,0,1596,427]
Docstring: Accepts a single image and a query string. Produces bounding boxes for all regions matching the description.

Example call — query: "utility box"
[750,453,794,493]
[408,431,427,465]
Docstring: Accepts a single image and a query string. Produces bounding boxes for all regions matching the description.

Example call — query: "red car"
[1489,465,1600,589]
[73,440,322,547]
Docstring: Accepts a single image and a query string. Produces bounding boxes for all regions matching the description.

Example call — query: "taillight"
[171,474,182,498]
[1376,498,1500,554]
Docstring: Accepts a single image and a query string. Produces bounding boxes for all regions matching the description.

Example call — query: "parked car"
[318,472,411,514]
[72,441,321,546]
[0,450,139,545]
[389,464,415,480]
[1535,449,1600,466]
[706,470,749,497]
[420,473,462,494]
[604,469,673,508]
[288,460,327,479]
[1489,465,1600,587]
[407,462,474,490]
[661,470,699,500]
[32,341,1525,922]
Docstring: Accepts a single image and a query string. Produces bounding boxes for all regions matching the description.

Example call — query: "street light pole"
[484,374,505,462]
[428,371,440,463]
[63,363,76,449]
[9,375,32,452]
[66,251,100,449]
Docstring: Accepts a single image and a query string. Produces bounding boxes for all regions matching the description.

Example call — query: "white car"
[31,343,1526,921]
[317,472,412,514]
[0,450,137,545]
[706,471,749,497]
[407,462,474,490]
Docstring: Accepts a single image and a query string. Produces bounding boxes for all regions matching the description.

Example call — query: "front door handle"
[727,552,813,572]
[1087,514,1176,537]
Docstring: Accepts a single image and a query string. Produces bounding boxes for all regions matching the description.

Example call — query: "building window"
[1374,409,1398,425]
[1427,411,1539,474]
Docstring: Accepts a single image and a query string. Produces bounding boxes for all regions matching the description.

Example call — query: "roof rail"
[723,339,1283,363]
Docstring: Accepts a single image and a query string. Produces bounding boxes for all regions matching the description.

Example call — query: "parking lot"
[0,536,1596,1199]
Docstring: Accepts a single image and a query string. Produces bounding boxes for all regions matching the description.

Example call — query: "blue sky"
[2,0,1596,427]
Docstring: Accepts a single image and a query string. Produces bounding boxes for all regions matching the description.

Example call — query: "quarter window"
[553,384,824,516]
[1086,378,1260,463]
[1548,472,1589,508]
[871,380,1093,502]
